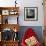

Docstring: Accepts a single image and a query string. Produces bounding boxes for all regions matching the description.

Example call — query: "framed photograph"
[9,10,18,15]
[2,10,9,15]
[24,7,38,21]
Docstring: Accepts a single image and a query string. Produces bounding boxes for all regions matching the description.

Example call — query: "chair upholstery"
[21,28,41,46]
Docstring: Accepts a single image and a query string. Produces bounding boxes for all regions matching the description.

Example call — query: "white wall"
[19,0,44,26]
[0,0,44,26]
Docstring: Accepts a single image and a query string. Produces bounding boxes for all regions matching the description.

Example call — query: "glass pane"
[0,15,1,24]
[1,28,18,41]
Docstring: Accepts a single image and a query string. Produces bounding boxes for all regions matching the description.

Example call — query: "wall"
[19,0,44,26]
[0,0,44,26]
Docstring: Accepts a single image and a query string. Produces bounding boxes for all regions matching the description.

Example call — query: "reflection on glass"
[1,28,18,41]
[0,32,1,41]
[0,15,1,24]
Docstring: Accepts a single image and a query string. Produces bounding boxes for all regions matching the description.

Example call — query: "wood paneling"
[0,24,20,32]
[3,41,19,46]
[44,0,46,45]
[44,0,46,26]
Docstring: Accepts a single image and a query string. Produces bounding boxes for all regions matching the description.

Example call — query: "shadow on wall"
[18,26,43,44]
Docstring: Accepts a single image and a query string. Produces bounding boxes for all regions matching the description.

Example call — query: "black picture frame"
[24,7,38,21]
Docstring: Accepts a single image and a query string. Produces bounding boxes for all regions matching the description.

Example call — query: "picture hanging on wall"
[24,7,38,21]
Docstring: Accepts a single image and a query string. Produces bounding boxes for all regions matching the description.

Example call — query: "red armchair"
[21,28,41,46]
